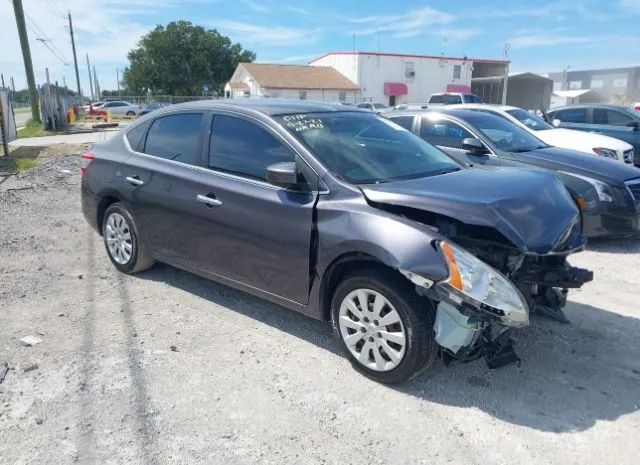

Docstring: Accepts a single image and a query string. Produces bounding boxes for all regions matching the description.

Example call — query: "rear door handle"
[197,194,222,207]
[126,176,144,186]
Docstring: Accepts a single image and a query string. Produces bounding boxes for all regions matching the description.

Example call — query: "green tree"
[122,21,255,96]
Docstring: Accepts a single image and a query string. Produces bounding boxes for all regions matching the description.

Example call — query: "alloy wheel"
[338,288,407,372]
[104,212,133,265]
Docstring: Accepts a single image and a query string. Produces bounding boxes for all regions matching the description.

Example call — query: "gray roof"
[167,98,365,116]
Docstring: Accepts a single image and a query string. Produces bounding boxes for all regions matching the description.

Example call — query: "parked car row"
[79,99,640,384]
[385,107,640,240]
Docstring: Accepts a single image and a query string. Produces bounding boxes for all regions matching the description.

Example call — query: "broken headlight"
[438,242,529,327]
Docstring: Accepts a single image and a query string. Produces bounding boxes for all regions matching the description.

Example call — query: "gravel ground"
[1,148,639,465]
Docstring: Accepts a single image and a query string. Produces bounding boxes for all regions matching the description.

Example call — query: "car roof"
[549,104,632,111]
[455,104,518,111]
[383,108,497,120]
[163,98,365,116]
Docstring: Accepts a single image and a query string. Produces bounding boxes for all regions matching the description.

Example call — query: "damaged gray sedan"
[81,100,592,384]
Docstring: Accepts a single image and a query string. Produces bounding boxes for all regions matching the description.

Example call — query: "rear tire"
[102,202,154,273]
[126,111,135,116]
[330,268,438,384]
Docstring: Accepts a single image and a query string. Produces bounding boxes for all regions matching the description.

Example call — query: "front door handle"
[197,194,222,207]
[126,176,144,186]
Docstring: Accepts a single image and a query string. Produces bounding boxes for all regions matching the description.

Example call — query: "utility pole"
[11,77,16,94]
[12,0,40,122]
[62,76,67,91]
[116,68,120,97]
[86,54,94,100]
[93,66,100,99]
[0,74,5,88]
[67,12,82,100]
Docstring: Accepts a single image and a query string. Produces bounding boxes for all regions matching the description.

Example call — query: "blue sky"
[1,0,639,91]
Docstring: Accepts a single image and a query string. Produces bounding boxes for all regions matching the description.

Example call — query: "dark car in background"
[138,102,170,116]
[81,100,592,383]
[546,104,640,166]
[385,109,640,239]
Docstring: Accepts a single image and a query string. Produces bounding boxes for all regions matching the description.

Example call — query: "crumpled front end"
[402,216,593,368]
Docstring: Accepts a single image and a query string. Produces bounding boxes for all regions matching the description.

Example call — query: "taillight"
[81,152,95,176]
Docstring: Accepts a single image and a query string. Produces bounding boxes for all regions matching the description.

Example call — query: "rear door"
[418,116,499,167]
[185,112,318,304]
[119,111,209,261]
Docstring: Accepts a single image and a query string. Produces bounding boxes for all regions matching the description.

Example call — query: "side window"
[143,113,204,165]
[556,108,586,123]
[388,116,414,131]
[420,118,472,149]
[209,115,295,181]
[125,121,150,151]
[593,109,632,126]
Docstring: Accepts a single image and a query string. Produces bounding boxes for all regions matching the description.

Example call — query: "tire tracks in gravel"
[116,270,163,465]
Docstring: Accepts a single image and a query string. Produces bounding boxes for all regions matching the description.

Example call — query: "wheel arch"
[96,194,123,235]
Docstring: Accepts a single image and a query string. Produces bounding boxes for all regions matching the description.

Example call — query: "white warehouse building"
[309,51,509,106]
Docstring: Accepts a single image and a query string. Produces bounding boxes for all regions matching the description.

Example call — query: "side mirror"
[626,120,639,130]
[552,119,561,128]
[266,162,298,188]
[461,137,488,154]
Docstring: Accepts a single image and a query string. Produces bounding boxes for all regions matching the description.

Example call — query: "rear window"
[429,95,444,103]
[143,113,204,165]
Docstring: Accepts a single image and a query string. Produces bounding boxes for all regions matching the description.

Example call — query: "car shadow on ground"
[138,263,640,434]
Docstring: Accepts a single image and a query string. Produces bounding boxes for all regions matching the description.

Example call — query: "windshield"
[461,112,548,152]
[277,112,460,184]
[505,108,553,131]
[373,103,387,109]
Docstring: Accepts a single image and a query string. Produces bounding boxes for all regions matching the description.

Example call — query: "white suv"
[456,104,635,165]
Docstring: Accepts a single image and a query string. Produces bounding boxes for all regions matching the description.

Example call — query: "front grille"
[623,149,634,164]
[626,180,640,207]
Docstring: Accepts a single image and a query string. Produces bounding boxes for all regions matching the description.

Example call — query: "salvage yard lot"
[1,148,640,465]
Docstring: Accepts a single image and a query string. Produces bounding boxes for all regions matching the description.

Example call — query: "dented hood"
[361,167,580,254]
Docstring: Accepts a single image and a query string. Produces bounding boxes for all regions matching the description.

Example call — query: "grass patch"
[17,120,62,138]
[12,158,38,172]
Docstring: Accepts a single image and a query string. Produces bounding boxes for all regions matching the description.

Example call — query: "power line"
[43,0,64,18]
[5,0,70,65]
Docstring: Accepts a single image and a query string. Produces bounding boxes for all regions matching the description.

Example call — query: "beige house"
[225,63,359,103]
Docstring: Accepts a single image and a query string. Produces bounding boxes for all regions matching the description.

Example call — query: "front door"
[389,95,396,107]
[187,113,318,304]
[418,116,499,167]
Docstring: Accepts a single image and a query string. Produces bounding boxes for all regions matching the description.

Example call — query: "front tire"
[330,268,438,384]
[102,203,154,273]
[126,111,136,116]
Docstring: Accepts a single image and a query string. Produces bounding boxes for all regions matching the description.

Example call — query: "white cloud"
[350,7,454,38]
[0,0,178,91]
[284,6,311,16]
[618,0,640,14]
[277,54,318,63]
[509,34,592,48]
[212,20,322,46]
[241,0,268,13]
